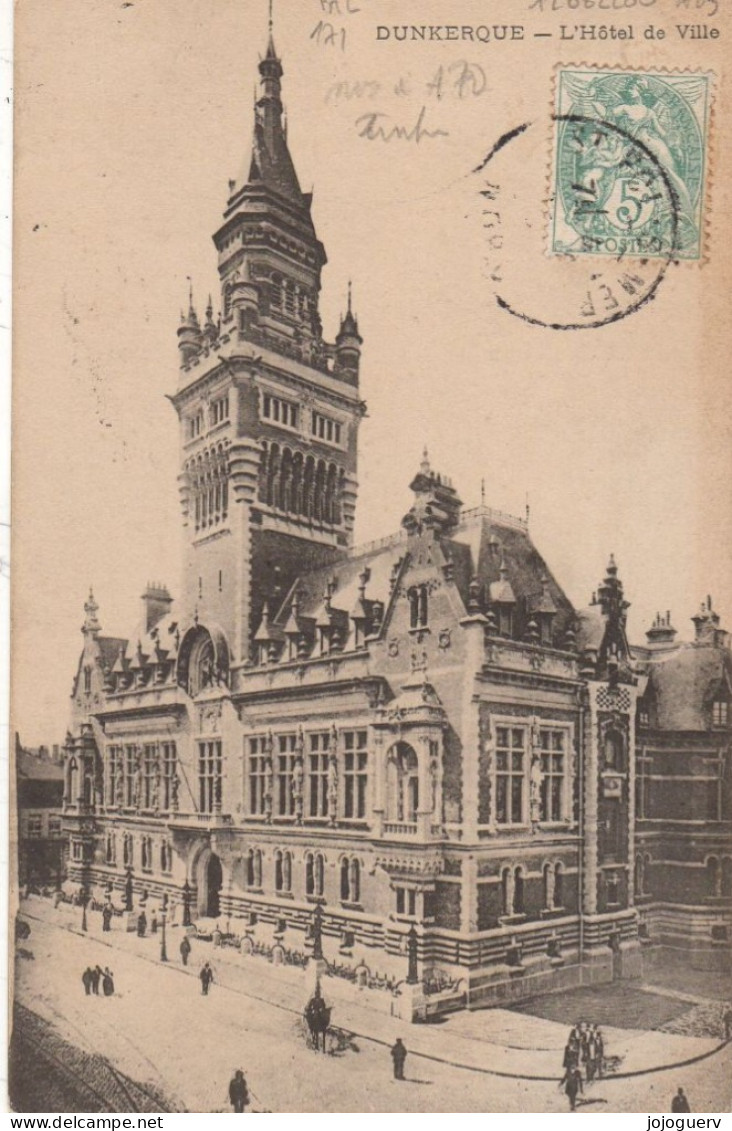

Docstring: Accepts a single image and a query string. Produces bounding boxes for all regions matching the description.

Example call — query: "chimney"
[141,582,173,634]
[645,610,678,650]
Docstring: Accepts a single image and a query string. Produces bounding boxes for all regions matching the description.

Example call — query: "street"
[11,904,732,1114]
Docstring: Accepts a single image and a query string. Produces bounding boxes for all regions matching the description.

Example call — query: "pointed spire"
[82,587,101,636]
[421,446,431,475]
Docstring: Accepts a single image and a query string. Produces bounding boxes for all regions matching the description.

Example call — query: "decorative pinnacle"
[420,446,431,475]
[347,278,352,314]
[268,0,274,33]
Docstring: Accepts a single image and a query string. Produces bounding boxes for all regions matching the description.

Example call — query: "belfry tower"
[171,21,364,675]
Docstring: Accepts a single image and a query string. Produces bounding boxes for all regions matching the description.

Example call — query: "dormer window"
[712,700,729,727]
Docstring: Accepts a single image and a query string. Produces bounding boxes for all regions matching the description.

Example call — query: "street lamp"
[312,902,324,960]
[182,879,192,928]
[160,907,168,962]
[124,866,134,912]
[80,888,88,933]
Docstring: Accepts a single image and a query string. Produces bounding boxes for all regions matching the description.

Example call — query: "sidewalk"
[19,895,725,1083]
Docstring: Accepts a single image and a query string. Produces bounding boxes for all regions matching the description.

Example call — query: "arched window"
[105,833,115,865]
[123,834,133,867]
[408,585,429,630]
[340,856,361,903]
[635,854,645,897]
[282,851,292,893]
[501,866,513,917]
[543,862,555,910]
[275,850,284,892]
[340,858,350,901]
[513,867,525,915]
[67,758,79,805]
[305,851,314,896]
[604,731,625,771]
[350,858,360,903]
[314,853,325,898]
[386,743,419,824]
[246,848,262,889]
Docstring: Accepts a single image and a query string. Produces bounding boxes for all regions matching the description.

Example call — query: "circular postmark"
[474,114,680,331]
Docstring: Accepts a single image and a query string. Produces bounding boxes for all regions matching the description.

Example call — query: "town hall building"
[60,26,731,1017]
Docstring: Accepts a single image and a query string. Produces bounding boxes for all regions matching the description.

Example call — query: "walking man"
[137,910,147,938]
[81,967,93,996]
[180,935,192,967]
[562,1066,583,1112]
[199,961,214,995]
[90,965,101,995]
[102,904,113,933]
[229,1069,249,1113]
[671,1087,691,1113]
[391,1038,407,1081]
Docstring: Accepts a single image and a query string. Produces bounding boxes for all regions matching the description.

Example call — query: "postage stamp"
[551,67,712,261]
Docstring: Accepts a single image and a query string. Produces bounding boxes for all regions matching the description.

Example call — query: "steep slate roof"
[16,747,64,782]
[273,508,575,648]
[643,644,732,731]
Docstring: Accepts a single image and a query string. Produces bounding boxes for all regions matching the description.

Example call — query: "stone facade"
[60,28,730,1016]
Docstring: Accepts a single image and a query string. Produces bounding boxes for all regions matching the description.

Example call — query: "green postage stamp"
[551,67,712,261]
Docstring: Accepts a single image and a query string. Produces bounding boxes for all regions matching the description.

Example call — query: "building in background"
[15,737,66,889]
[59,26,731,1018]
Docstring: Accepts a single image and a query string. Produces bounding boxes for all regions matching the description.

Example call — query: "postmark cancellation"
[551,66,713,262]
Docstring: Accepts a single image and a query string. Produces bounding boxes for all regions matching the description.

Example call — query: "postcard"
[8,0,732,1115]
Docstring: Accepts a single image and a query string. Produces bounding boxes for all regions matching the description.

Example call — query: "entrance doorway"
[205,853,223,918]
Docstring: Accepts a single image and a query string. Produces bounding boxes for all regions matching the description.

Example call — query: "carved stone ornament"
[199,703,223,734]
[438,629,451,651]
[388,638,400,658]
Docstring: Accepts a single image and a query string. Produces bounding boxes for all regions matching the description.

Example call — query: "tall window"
[543,861,563,909]
[198,740,222,814]
[340,857,360,903]
[343,730,368,819]
[496,727,526,824]
[501,866,524,916]
[124,745,137,807]
[305,852,325,897]
[83,666,92,694]
[604,731,625,771]
[161,840,172,874]
[539,729,565,822]
[248,736,269,816]
[308,731,330,819]
[246,848,262,888]
[712,700,729,727]
[275,850,292,893]
[276,734,298,817]
[161,743,177,810]
[142,743,157,809]
[408,584,429,629]
[105,833,116,865]
[123,834,133,867]
[107,745,122,806]
[395,887,416,917]
[141,836,152,872]
[386,743,419,823]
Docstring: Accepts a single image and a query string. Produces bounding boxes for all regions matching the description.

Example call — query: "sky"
[10,0,732,745]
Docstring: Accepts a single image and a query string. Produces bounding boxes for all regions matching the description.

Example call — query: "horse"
[304,991,332,1053]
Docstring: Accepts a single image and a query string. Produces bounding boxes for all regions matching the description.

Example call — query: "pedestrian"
[212,924,223,947]
[180,936,192,967]
[200,961,214,996]
[562,1066,583,1112]
[229,1069,249,1113]
[102,904,113,932]
[671,1087,691,1113]
[563,1040,579,1072]
[723,1006,732,1041]
[150,909,158,934]
[390,1037,407,1081]
[137,910,147,938]
[102,967,115,996]
[90,965,101,995]
[82,967,93,996]
[54,890,63,910]
[586,1028,598,1082]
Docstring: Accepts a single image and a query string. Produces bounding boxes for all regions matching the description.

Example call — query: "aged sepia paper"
[8,0,732,1115]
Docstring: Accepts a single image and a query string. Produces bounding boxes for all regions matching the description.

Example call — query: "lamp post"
[124,866,134,913]
[160,908,168,962]
[406,923,419,985]
[80,888,88,933]
[182,879,192,928]
[312,902,324,960]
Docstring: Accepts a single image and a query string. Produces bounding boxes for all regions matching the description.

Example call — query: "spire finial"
[421,446,430,474]
[347,278,352,314]
[481,478,485,505]
[268,0,274,33]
